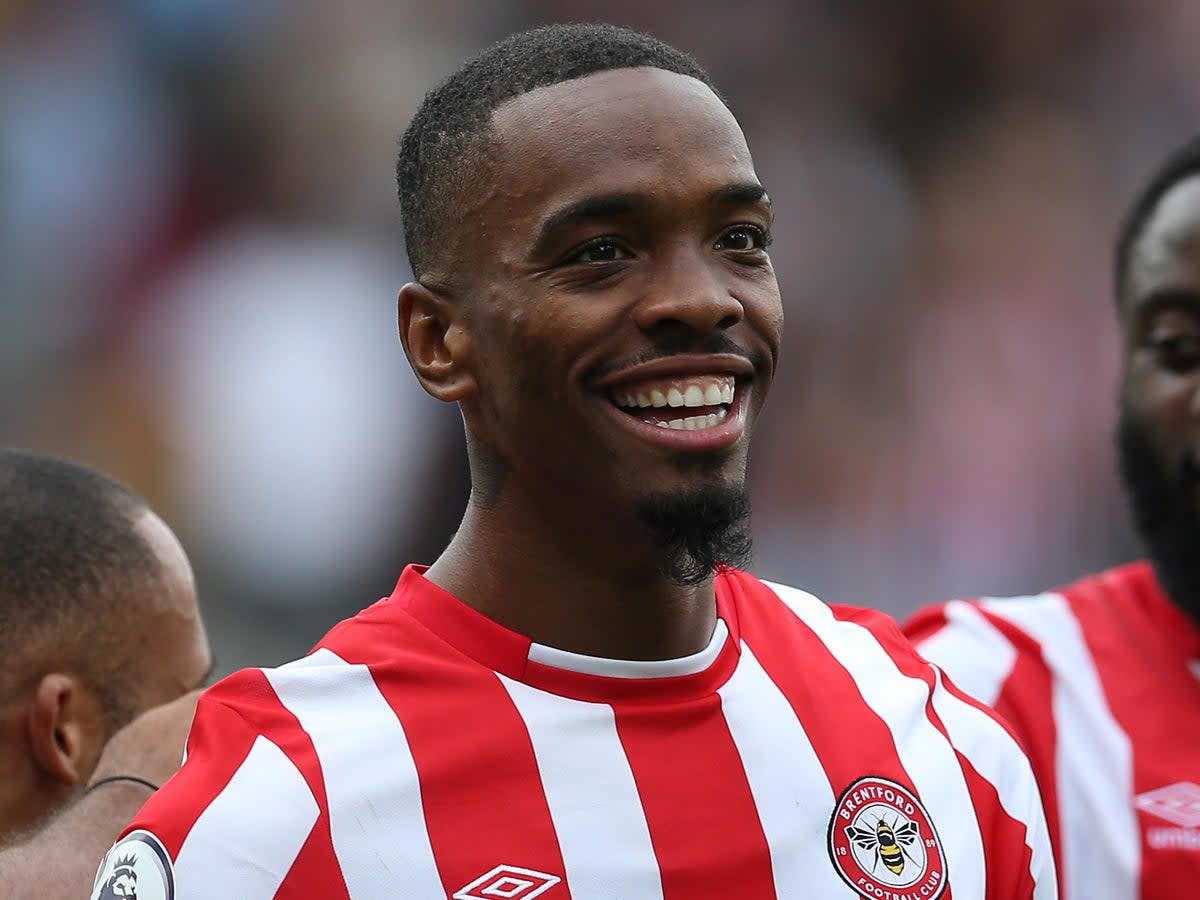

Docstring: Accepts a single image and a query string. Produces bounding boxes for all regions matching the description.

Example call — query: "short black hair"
[0,448,159,729]
[396,22,719,280]
[1115,134,1200,307]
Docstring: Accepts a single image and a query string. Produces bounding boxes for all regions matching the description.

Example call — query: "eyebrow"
[1135,287,1200,319]
[709,182,771,209]
[529,182,772,259]
[530,193,646,258]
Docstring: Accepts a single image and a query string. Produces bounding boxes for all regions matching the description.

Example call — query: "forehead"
[485,67,756,210]
[1127,175,1200,306]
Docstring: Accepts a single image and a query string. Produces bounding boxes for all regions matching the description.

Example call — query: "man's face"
[451,68,782,561]
[1119,174,1200,618]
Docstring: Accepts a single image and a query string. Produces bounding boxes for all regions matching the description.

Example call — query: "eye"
[1152,334,1200,374]
[715,225,771,253]
[569,238,632,264]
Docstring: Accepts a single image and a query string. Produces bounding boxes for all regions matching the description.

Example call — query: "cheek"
[1123,365,1198,451]
[742,282,784,361]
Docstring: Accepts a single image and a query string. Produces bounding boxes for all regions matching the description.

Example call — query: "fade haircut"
[0,449,161,730]
[396,22,720,280]
[1115,133,1200,308]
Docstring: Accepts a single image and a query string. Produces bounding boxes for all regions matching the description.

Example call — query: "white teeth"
[613,377,737,409]
[650,408,728,431]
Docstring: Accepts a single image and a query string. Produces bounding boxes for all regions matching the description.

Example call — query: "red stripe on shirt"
[1062,568,1200,900]
[614,692,776,899]
[890,631,1039,900]
[228,669,349,898]
[126,689,256,857]
[737,586,916,802]
[125,668,350,896]
[731,582,943,894]
[336,617,572,899]
[975,607,1062,900]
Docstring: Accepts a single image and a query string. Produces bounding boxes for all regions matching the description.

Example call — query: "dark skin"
[1122,175,1200,520]
[399,68,782,660]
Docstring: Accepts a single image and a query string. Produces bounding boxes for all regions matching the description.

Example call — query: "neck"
[425,495,719,661]
[0,745,62,847]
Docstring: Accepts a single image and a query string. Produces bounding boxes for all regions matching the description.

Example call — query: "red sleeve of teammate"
[903,601,1064,900]
[124,676,264,855]
[89,669,344,899]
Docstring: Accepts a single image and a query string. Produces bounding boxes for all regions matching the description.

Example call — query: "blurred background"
[2,0,1193,677]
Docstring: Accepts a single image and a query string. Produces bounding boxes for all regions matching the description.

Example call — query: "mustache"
[590,333,768,381]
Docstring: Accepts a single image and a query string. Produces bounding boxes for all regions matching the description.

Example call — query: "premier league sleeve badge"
[90,830,175,900]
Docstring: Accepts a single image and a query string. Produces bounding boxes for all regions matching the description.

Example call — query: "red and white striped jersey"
[92,566,1053,899]
[904,561,1200,900]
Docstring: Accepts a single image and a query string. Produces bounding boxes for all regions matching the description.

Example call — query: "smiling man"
[92,24,1053,899]
[904,135,1200,900]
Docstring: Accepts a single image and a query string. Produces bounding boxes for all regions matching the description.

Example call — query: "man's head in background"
[0,448,210,839]
[1114,135,1200,625]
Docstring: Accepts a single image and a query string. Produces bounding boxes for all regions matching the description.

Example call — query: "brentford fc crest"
[828,777,947,900]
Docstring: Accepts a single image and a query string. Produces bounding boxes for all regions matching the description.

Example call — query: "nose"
[631,244,744,335]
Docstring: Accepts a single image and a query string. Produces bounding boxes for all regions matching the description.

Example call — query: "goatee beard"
[636,482,753,587]
[1117,415,1200,625]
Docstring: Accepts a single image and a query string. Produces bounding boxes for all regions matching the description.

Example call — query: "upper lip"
[590,352,756,390]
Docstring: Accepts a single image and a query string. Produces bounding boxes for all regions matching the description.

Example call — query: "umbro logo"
[453,864,562,899]
[1135,781,1200,828]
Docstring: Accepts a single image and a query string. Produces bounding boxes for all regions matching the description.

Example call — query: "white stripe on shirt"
[718,644,857,898]
[921,599,1017,707]
[266,648,445,900]
[764,581,988,898]
[926,662,1058,898]
[985,593,1138,900]
[174,735,319,897]
[497,675,665,900]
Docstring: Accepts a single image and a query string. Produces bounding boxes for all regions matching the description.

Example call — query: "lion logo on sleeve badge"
[90,830,175,900]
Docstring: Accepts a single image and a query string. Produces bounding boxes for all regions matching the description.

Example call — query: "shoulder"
[738,575,1048,830]
[92,659,340,895]
[901,564,1146,696]
[904,562,1150,649]
[737,571,941,670]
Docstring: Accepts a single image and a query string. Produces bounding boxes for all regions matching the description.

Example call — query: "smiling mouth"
[610,374,736,430]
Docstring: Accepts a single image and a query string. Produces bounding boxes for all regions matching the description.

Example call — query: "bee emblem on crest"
[828,776,948,900]
[845,815,921,876]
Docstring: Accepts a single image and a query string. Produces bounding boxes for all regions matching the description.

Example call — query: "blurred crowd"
[3,0,1197,673]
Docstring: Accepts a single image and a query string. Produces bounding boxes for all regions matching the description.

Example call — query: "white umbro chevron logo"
[453,864,562,899]
[1135,781,1200,827]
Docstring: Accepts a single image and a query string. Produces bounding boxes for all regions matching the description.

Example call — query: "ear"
[398,281,478,402]
[27,672,106,788]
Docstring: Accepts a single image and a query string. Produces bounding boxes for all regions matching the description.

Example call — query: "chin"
[634,479,754,586]
[1117,416,1200,624]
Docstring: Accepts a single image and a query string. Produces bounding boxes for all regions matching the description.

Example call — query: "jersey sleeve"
[89,668,332,899]
[903,599,1064,900]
